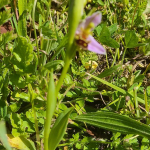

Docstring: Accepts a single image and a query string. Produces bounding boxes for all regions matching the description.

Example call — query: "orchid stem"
[55,57,72,98]
[56,45,77,97]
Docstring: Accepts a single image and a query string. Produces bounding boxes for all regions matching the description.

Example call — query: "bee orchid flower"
[75,12,106,54]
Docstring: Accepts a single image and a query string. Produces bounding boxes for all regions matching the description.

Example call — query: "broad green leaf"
[0,10,12,25]
[108,23,117,35]
[12,36,34,72]
[99,26,119,48]
[0,0,9,9]
[0,122,12,150]
[48,107,73,150]
[7,134,36,150]
[64,74,74,86]
[10,102,22,112]
[125,31,138,48]
[75,111,150,139]
[39,21,55,38]
[44,71,56,150]
[44,60,64,71]
[0,31,16,47]
[98,64,121,78]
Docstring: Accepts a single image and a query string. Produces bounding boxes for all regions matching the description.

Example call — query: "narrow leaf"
[88,73,126,94]
[44,60,64,71]
[0,122,12,150]
[75,111,150,139]
[18,11,27,37]
[44,71,56,150]
[48,107,73,150]
[98,64,121,78]
[87,73,145,104]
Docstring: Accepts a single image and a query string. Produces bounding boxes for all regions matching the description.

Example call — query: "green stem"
[55,56,72,97]
[134,87,140,118]
[32,0,39,60]
[121,47,127,64]
[131,0,140,29]
[44,107,52,150]
[111,48,119,67]
[32,101,41,150]
[116,96,121,111]
[47,0,52,20]
[55,43,77,97]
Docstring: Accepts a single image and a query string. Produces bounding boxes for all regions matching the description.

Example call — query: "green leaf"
[44,71,57,150]
[7,134,36,150]
[12,36,34,72]
[0,32,16,47]
[125,31,138,48]
[50,34,68,61]
[96,0,104,5]
[0,100,7,119]
[98,64,121,78]
[0,121,12,150]
[87,73,145,104]
[27,0,34,12]
[44,60,64,71]
[134,75,145,83]
[18,0,27,37]
[10,102,22,112]
[64,74,73,86]
[99,26,119,48]
[18,0,27,15]
[0,9,12,25]
[10,113,20,128]
[143,0,150,14]
[48,107,73,150]
[18,10,27,37]
[39,21,55,38]
[139,39,150,56]
[0,0,9,9]
[108,23,117,35]
[75,111,150,139]
[88,73,126,94]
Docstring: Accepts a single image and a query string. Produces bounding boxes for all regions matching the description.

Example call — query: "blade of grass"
[87,73,145,104]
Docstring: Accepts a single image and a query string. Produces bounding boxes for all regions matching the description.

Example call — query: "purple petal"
[87,35,106,54]
[84,12,102,29]
[76,12,102,34]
